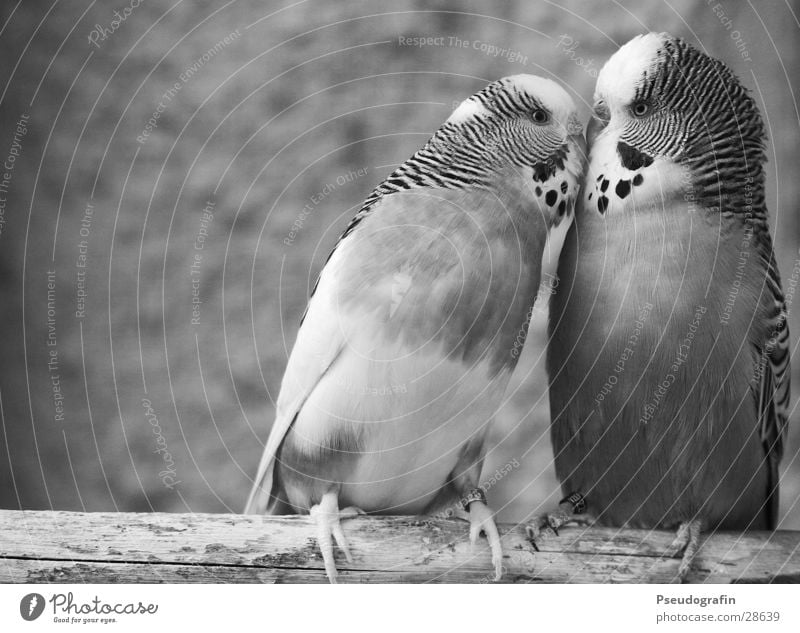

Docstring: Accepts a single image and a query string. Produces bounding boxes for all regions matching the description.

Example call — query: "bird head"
[441,74,586,228]
[586,33,765,216]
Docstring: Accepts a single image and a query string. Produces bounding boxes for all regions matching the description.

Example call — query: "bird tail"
[244,419,293,515]
[244,442,275,514]
[764,451,781,530]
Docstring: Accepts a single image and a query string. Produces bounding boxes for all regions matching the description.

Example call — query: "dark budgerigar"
[533,33,790,580]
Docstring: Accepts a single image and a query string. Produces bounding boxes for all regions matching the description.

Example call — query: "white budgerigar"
[246,75,585,582]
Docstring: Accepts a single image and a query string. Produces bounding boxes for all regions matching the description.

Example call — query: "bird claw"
[309,493,365,583]
[524,513,560,544]
[339,506,366,518]
[525,492,592,551]
[466,500,504,581]
[667,519,703,583]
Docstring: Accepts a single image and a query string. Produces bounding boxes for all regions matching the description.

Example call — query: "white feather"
[596,33,665,105]
[446,97,490,125]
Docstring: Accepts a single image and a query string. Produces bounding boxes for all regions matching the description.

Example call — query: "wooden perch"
[2,510,799,583]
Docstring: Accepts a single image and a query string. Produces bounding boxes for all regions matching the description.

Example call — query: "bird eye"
[632,101,650,117]
[532,109,549,124]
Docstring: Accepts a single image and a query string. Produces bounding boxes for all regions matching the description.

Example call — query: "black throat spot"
[531,145,568,183]
[617,141,653,171]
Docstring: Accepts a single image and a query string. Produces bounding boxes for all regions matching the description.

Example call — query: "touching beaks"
[566,112,584,136]
[568,132,588,165]
[586,99,610,146]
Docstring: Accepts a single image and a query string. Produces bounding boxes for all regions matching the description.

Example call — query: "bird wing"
[755,249,791,528]
[243,241,352,515]
[245,173,547,515]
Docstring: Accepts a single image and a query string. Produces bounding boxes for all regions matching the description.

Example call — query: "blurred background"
[1,0,798,528]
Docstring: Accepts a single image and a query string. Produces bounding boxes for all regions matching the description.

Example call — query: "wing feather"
[755,250,791,528]
[243,246,351,514]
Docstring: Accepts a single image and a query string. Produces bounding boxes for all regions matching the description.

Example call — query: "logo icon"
[20,593,45,621]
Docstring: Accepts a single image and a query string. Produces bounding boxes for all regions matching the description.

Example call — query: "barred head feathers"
[592,33,766,217]
[339,74,584,241]
[300,76,584,324]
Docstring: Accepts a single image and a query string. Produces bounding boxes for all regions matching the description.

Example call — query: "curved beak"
[568,131,587,166]
[587,100,610,148]
[565,113,587,165]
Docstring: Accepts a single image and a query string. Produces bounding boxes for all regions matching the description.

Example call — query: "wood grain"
[2,510,798,583]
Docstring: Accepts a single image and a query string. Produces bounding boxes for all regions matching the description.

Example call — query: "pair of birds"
[246,32,790,583]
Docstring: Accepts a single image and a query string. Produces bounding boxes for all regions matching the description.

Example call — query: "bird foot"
[453,489,504,581]
[525,492,592,550]
[467,500,504,581]
[309,492,365,583]
[667,519,703,583]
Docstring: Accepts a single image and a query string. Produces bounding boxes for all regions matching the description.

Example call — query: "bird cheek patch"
[532,159,556,182]
[617,141,654,170]
[532,145,568,183]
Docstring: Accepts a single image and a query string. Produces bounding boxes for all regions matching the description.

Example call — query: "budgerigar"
[531,34,790,581]
[245,75,585,582]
